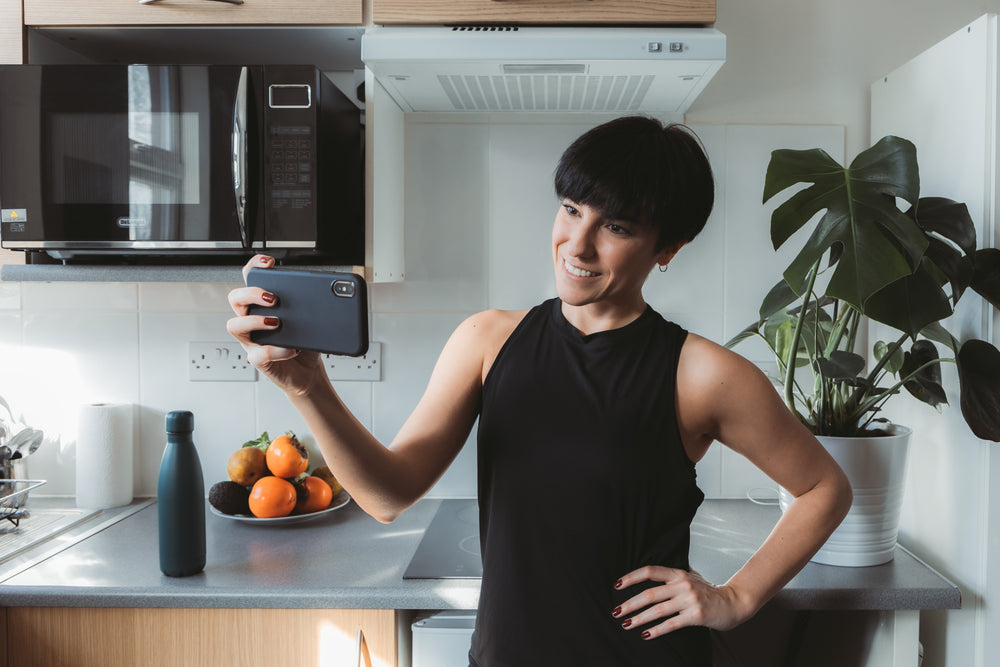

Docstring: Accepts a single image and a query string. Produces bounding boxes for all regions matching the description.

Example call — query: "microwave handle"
[232,66,249,248]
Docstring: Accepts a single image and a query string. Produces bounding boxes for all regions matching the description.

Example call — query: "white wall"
[871,15,998,667]
[693,0,1000,158]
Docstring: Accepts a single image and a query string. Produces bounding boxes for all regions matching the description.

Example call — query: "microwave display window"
[46,111,201,206]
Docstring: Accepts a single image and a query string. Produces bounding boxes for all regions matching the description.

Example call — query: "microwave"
[0,64,363,265]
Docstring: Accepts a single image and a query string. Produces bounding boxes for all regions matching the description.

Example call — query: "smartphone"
[247,267,369,357]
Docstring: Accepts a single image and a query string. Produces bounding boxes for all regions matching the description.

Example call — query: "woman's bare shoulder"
[454,309,530,382]
[455,308,527,340]
[677,332,773,402]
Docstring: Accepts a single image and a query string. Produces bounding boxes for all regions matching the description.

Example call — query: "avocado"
[208,480,251,515]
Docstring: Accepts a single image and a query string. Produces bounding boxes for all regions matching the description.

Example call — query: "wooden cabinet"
[373,0,716,25]
[24,0,362,27]
[6,607,398,667]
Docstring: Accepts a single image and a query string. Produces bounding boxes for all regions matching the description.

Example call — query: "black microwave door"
[1,65,249,253]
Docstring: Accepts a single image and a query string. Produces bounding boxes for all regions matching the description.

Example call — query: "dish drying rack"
[0,480,46,527]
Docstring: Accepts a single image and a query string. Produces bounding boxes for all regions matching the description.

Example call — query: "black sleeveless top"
[471,298,709,666]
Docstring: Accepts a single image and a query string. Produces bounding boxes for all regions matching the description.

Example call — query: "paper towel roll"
[75,403,134,509]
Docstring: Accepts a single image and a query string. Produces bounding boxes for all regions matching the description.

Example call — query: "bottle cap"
[165,410,195,433]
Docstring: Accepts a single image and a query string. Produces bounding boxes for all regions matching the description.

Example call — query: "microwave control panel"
[263,78,318,248]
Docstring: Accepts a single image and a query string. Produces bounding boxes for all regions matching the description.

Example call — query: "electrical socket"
[324,342,382,381]
[188,342,257,382]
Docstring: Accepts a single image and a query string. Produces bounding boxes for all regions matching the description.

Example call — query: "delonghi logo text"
[116,217,149,228]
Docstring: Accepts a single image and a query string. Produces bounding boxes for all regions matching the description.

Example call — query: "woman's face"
[551,200,680,310]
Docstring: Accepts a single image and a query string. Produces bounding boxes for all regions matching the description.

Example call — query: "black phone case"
[247,267,369,357]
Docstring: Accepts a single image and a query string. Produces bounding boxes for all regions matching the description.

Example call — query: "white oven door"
[412,611,476,667]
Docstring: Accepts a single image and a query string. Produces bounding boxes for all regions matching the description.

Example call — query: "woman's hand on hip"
[611,566,752,638]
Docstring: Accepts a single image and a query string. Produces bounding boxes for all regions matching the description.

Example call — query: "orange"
[294,476,334,514]
[265,434,309,478]
[227,447,268,486]
[248,476,296,518]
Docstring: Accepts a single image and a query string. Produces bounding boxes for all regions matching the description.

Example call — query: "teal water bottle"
[157,410,206,577]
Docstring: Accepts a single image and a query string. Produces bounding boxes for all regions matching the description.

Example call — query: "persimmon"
[294,476,334,514]
[311,465,343,497]
[265,433,308,478]
[248,476,297,518]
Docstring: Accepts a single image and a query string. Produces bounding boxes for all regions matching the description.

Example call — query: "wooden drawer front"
[24,0,362,26]
[7,607,397,667]
[374,0,716,25]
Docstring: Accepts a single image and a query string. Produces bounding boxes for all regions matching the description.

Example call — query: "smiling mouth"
[564,258,600,278]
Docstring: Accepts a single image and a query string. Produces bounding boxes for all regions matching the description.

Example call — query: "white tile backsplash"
[138,311,255,493]
[19,308,140,495]
[22,281,137,311]
[0,281,20,310]
[139,281,242,312]
[372,310,478,498]
[3,121,845,501]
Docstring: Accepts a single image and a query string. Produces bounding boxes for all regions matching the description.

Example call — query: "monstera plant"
[728,135,1000,442]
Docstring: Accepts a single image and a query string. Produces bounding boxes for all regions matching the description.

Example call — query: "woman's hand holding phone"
[226,255,328,396]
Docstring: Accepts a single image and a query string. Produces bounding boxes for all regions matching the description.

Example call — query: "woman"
[227,116,852,666]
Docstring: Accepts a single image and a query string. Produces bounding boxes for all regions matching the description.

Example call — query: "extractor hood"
[361,26,725,114]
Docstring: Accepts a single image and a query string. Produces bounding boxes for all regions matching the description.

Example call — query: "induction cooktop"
[404,499,482,579]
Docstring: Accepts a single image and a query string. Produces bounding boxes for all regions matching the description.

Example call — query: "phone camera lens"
[333,280,355,297]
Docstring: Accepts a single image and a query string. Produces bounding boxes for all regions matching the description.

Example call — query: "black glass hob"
[403,499,482,579]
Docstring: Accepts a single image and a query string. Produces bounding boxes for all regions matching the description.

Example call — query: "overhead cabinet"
[373,0,716,25]
[23,0,362,26]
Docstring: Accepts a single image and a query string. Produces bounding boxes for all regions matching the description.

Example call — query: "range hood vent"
[362,26,725,114]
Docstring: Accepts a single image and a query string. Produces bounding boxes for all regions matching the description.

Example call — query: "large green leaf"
[919,321,958,353]
[758,279,798,323]
[906,197,976,304]
[957,339,1000,441]
[863,257,955,338]
[816,350,865,380]
[923,238,973,304]
[874,340,905,374]
[971,248,1000,310]
[910,197,976,256]
[900,340,947,408]
[763,136,928,312]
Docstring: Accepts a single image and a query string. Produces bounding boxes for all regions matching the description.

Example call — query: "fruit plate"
[210,491,351,525]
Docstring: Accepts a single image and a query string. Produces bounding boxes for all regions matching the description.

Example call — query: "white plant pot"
[778,425,911,567]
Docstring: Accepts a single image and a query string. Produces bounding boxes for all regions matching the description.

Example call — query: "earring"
[658,264,668,273]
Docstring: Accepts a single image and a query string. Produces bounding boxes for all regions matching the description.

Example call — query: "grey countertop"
[0,497,960,612]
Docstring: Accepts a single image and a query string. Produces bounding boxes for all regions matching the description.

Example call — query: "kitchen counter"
[0,498,959,613]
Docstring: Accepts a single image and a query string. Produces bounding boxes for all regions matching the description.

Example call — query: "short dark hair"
[554,116,715,249]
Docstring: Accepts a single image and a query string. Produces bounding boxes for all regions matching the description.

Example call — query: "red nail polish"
[641,630,651,640]
[259,255,271,264]
[264,317,279,326]
[612,606,622,618]
[621,619,632,629]
[261,292,275,304]
[614,579,623,589]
